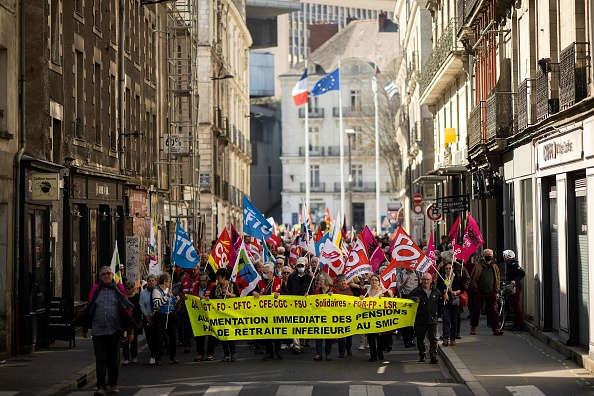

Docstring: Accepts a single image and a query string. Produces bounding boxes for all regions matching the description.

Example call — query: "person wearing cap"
[287,257,313,354]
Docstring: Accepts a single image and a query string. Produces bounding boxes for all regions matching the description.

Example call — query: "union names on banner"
[186,295,417,341]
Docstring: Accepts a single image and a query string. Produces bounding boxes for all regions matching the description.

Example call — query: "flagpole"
[338,59,345,223]
[305,60,310,212]
[373,63,381,233]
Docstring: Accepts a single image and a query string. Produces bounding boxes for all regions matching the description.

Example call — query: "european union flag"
[312,68,340,96]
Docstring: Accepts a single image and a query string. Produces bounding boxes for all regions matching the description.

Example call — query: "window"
[310,165,320,187]
[94,63,101,145]
[93,0,102,31]
[352,126,363,151]
[309,126,319,151]
[350,90,361,112]
[0,47,7,135]
[110,1,117,43]
[351,164,363,187]
[50,0,61,65]
[75,0,83,16]
[109,74,116,150]
[51,118,62,163]
[75,50,84,139]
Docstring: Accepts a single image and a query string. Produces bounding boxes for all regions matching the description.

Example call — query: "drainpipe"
[13,0,27,355]
[118,0,125,173]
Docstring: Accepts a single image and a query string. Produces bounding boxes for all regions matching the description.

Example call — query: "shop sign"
[88,178,118,201]
[31,173,60,201]
[537,129,582,169]
[129,189,148,217]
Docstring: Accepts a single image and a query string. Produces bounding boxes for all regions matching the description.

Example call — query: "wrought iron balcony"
[468,101,486,151]
[334,181,376,192]
[535,62,560,122]
[332,107,370,118]
[298,146,325,156]
[559,42,591,110]
[327,146,346,156]
[298,108,324,118]
[485,92,515,142]
[300,182,325,192]
[517,79,531,133]
[419,19,465,100]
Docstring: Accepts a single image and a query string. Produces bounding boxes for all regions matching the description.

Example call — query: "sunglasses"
[283,271,291,274]
[100,272,112,276]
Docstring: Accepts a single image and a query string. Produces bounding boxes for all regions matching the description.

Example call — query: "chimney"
[379,11,387,32]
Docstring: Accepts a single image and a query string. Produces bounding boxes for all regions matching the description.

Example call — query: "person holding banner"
[437,262,464,346]
[397,268,419,348]
[152,273,180,365]
[469,249,503,336]
[253,263,284,361]
[192,272,216,362]
[313,272,335,361]
[333,274,362,358]
[409,273,442,364]
[287,257,313,354]
[360,274,393,362]
[210,267,240,362]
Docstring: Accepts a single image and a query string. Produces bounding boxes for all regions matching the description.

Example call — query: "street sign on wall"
[164,134,190,154]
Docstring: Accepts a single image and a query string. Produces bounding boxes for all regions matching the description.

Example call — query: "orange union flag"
[208,227,232,272]
[389,227,432,272]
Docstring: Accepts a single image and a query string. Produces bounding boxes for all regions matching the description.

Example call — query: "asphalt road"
[56,337,474,396]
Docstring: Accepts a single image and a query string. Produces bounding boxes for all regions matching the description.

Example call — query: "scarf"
[89,280,135,316]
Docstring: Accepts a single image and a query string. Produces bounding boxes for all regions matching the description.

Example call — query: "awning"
[413,175,447,184]
[427,165,468,176]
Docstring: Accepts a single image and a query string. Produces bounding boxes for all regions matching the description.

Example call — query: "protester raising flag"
[389,227,432,272]
[425,233,437,278]
[320,240,344,278]
[288,235,301,268]
[343,237,372,282]
[458,214,484,261]
[110,241,123,284]
[172,220,200,269]
[149,220,159,275]
[312,68,340,96]
[360,225,385,273]
[315,232,330,256]
[448,215,462,258]
[379,261,399,295]
[208,227,232,272]
[229,223,242,269]
[292,69,308,106]
[243,196,272,240]
[230,240,262,296]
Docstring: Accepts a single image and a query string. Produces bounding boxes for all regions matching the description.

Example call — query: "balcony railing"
[298,108,325,118]
[300,182,325,192]
[419,19,463,96]
[559,42,591,110]
[516,79,534,133]
[298,146,325,156]
[332,107,370,118]
[485,92,515,141]
[468,101,486,151]
[327,146,346,156]
[334,182,376,192]
[536,62,560,122]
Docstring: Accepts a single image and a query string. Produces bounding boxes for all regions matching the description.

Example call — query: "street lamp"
[345,128,356,229]
[211,74,234,81]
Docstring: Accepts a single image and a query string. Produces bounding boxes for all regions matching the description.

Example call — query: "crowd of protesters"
[85,229,522,396]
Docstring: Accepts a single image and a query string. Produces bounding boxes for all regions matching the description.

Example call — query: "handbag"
[458,291,468,306]
[450,295,460,306]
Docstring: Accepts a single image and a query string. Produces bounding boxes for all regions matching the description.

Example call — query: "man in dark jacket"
[469,249,502,335]
[286,257,313,353]
[504,250,525,331]
[409,273,442,363]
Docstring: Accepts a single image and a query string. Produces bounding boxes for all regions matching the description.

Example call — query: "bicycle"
[496,282,515,331]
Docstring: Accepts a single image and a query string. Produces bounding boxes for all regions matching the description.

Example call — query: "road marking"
[133,387,176,396]
[275,385,313,396]
[204,386,243,396]
[506,385,546,396]
[419,387,457,396]
[349,384,385,396]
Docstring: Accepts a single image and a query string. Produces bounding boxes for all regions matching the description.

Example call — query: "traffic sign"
[413,193,423,204]
[413,204,423,214]
[427,204,442,221]
[381,217,391,229]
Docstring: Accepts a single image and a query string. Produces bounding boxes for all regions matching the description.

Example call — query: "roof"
[284,19,399,76]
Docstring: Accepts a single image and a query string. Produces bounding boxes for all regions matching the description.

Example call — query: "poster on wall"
[126,236,140,283]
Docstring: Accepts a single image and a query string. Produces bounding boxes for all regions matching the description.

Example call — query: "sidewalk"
[2,323,594,395]
[439,319,594,395]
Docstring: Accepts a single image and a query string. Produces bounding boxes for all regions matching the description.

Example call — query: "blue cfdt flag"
[312,68,340,96]
[243,196,272,240]
[172,220,199,268]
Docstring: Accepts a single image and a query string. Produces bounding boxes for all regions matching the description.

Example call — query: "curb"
[438,344,489,396]
[50,336,147,395]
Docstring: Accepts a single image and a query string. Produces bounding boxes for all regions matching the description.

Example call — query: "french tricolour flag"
[292,70,308,106]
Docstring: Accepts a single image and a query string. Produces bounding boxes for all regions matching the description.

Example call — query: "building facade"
[279,20,399,231]
[0,0,19,355]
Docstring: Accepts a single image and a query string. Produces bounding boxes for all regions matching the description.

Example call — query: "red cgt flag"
[389,227,432,272]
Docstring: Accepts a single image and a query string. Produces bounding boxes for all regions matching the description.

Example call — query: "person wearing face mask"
[253,262,283,361]
[287,257,313,354]
[469,249,502,336]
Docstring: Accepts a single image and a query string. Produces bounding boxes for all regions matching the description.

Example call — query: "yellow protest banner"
[185,294,418,341]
